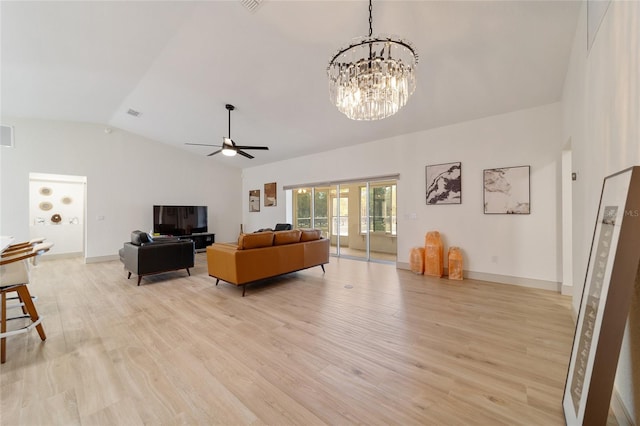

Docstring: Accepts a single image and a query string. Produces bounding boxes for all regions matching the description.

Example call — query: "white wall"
[0,117,243,261]
[242,102,564,287]
[562,1,640,421]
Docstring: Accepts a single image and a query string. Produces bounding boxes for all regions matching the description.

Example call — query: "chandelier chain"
[368,0,373,37]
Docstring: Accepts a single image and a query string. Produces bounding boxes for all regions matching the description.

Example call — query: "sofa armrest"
[207,244,241,283]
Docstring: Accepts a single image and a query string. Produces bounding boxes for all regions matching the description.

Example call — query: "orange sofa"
[206,229,330,296]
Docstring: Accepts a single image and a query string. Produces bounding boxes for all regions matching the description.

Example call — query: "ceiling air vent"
[127,108,141,117]
[240,0,262,13]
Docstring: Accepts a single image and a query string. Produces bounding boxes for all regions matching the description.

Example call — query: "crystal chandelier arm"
[327,38,418,67]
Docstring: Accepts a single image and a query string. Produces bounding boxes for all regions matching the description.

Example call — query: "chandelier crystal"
[327,1,418,121]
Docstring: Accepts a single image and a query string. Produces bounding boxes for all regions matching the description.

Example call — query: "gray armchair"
[119,231,195,285]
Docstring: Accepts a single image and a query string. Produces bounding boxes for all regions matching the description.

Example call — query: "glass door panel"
[313,186,330,240]
[341,182,367,260]
[293,187,312,229]
[368,180,397,262]
[330,186,350,256]
[328,186,338,255]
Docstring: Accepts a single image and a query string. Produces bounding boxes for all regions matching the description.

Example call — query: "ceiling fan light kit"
[327,0,418,121]
[186,104,269,159]
[221,138,237,156]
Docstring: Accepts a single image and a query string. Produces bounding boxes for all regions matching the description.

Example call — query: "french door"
[289,177,397,262]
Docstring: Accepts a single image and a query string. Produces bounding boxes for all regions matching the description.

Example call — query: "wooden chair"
[0,242,52,363]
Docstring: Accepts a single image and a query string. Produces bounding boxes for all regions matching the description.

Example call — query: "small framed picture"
[483,165,530,214]
[264,182,277,207]
[249,190,260,212]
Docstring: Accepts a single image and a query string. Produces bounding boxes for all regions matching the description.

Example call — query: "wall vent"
[240,0,262,13]
[0,125,14,147]
[127,108,141,117]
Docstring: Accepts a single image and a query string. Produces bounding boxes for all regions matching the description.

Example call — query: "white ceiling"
[1,1,580,167]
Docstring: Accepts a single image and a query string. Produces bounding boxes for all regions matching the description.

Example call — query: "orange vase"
[409,247,425,274]
[448,246,463,280]
[424,231,444,277]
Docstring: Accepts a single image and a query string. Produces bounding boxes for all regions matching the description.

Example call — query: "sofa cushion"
[273,229,302,246]
[238,231,274,250]
[300,229,322,242]
[131,230,150,246]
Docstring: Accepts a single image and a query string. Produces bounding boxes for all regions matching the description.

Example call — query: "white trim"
[282,173,400,191]
[39,252,83,261]
[85,254,119,264]
[396,263,561,292]
[610,387,633,426]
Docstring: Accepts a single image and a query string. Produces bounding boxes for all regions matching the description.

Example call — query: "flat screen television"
[153,205,208,236]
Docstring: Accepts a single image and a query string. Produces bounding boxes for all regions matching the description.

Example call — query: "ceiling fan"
[186,104,269,159]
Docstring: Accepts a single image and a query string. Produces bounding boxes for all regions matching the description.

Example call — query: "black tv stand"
[180,233,215,252]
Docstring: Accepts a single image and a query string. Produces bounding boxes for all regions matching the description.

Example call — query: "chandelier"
[327,0,418,121]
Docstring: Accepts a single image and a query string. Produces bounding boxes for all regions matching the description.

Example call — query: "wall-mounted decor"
[426,162,461,205]
[51,213,62,223]
[39,201,53,211]
[483,165,530,214]
[39,187,52,196]
[249,190,260,212]
[264,182,277,207]
[563,166,640,425]
[61,196,72,205]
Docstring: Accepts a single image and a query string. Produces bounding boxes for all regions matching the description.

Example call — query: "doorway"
[29,172,86,257]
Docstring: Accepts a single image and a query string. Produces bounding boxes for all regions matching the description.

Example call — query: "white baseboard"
[561,283,573,296]
[40,252,82,261]
[396,262,411,270]
[611,387,633,426]
[85,254,119,264]
[396,263,561,292]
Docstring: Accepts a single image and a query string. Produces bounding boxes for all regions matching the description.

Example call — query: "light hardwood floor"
[1,253,576,425]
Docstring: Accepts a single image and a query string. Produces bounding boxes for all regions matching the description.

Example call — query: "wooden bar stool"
[0,242,52,363]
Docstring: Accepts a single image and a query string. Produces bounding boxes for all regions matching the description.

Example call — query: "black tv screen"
[153,205,208,236]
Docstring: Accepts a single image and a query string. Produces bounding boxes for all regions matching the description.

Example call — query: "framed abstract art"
[425,162,461,205]
[483,165,530,214]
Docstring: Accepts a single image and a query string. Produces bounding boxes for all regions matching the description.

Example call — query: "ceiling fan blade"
[186,142,220,147]
[234,145,269,151]
[207,149,223,156]
[237,150,254,159]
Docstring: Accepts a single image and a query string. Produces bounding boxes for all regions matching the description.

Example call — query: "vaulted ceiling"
[1,1,580,167]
